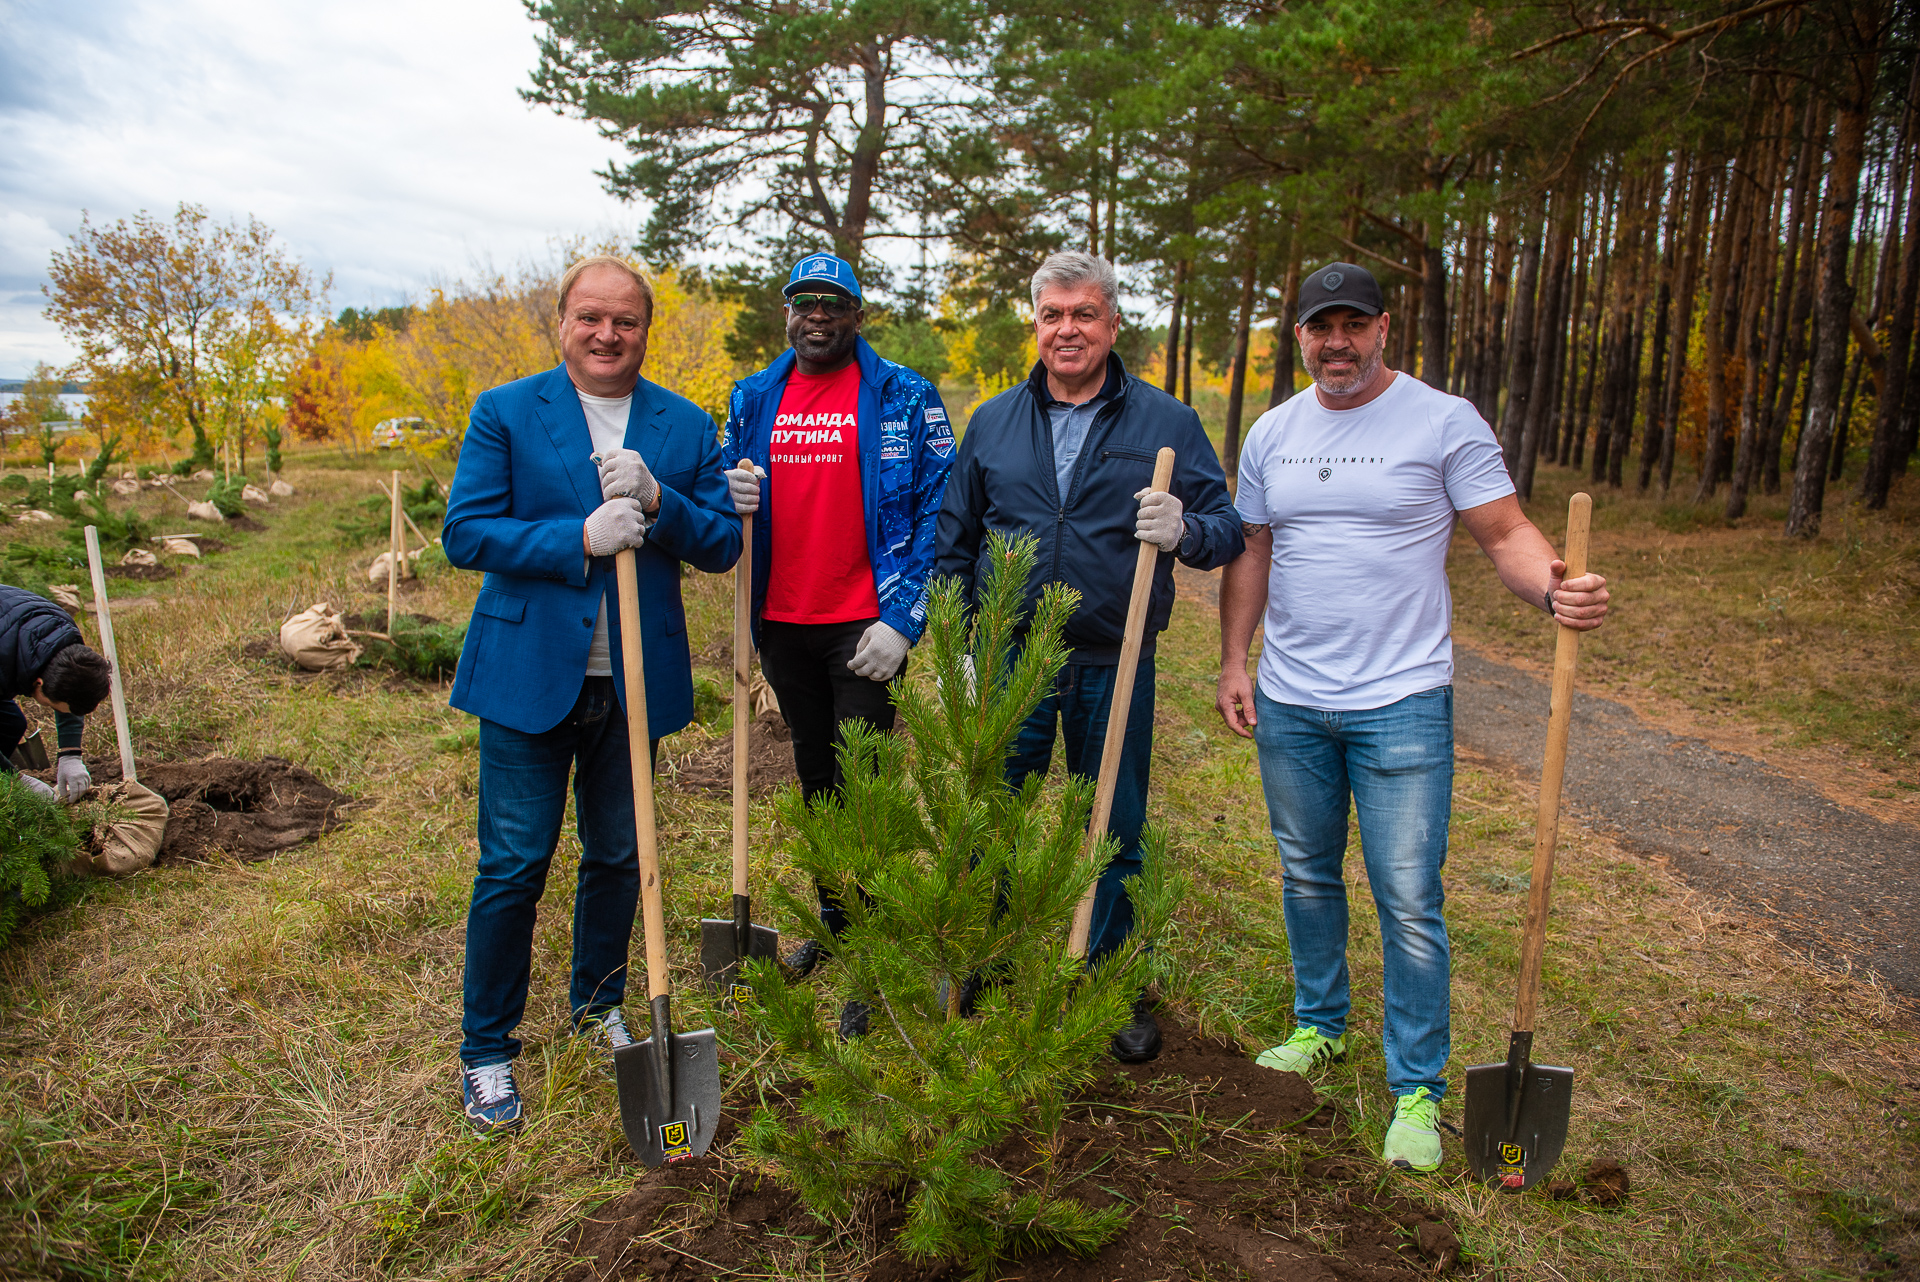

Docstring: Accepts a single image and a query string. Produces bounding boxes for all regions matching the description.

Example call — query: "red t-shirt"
[763,364,879,623]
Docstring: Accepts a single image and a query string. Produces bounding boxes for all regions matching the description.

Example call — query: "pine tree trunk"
[1500,223,1544,471]
[1423,241,1449,389]
[1571,184,1616,468]
[1163,262,1185,395]
[1663,154,1716,492]
[1861,136,1920,506]
[1695,163,1743,500]
[1222,233,1259,477]
[1181,301,1195,406]
[1479,215,1514,425]
[1729,110,1790,518]
[1831,346,1866,481]
[1270,238,1302,407]
[1788,24,1883,539]
[1770,113,1829,493]
[1520,196,1578,498]
[1759,96,1821,495]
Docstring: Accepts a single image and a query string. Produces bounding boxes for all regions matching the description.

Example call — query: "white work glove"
[584,497,649,556]
[595,449,660,510]
[18,772,56,801]
[847,621,910,682]
[726,463,766,515]
[54,755,90,803]
[1134,487,1185,554]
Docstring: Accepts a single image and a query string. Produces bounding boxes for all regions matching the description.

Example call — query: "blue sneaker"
[461,1062,523,1135]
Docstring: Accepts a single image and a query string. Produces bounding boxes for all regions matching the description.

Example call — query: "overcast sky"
[1,0,639,377]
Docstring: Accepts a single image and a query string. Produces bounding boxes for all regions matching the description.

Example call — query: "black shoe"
[838,998,871,1039]
[783,938,830,979]
[1110,995,1162,1063]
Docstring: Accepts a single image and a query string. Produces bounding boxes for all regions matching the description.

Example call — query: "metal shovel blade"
[699,903,780,1004]
[614,996,722,1167]
[1463,1049,1573,1191]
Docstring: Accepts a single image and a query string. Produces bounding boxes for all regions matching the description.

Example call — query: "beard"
[1304,337,1384,396]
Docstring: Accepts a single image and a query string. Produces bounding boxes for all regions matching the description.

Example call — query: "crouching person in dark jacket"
[0,584,113,802]
[934,251,1244,1062]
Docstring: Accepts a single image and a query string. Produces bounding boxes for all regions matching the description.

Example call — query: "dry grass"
[1449,463,1920,805]
[0,450,1914,1280]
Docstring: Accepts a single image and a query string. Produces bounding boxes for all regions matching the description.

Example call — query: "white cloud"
[0,0,637,376]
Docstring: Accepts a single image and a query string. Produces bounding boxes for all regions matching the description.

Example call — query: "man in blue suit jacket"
[442,255,741,1135]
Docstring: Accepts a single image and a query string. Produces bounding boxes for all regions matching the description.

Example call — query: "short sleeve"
[1233,406,1282,526]
[1439,403,1516,512]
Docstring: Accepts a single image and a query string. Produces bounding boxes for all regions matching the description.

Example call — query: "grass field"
[0,450,1915,1280]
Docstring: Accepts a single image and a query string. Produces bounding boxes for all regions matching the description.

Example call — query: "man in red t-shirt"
[721,254,954,1035]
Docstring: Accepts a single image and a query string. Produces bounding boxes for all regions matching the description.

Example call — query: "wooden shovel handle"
[1511,492,1592,1033]
[732,467,754,901]
[615,548,668,1002]
[1068,446,1176,960]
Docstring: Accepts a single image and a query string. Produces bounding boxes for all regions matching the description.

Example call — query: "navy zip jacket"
[0,585,87,751]
[935,354,1243,663]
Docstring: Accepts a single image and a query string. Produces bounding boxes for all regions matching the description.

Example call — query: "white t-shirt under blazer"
[1233,372,1516,712]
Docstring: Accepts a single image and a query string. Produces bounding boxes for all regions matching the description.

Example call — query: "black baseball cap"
[1296,262,1384,324]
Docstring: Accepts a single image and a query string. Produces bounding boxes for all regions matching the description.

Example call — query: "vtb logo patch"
[659,1120,692,1157]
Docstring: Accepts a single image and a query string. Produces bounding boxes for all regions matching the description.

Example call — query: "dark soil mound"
[668,716,796,797]
[547,1018,1459,1281]
[225,514,267,532]
[104,563,177,581]
[86,755,355,862]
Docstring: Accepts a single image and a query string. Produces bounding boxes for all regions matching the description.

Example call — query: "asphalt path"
[1172,564,1920,1001]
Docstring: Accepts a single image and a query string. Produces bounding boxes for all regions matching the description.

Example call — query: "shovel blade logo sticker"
[1496,1140,1527,1187]
[729,982,754,1005]
[1499,1142,1524,1165]
[659,1120,692,1158]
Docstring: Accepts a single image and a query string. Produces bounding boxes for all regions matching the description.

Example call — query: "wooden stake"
[733,465,754,907]
[1068,447,1175,960]
[82,526,137,785]
[387,469,401,633]
[1511,494,1590,1032]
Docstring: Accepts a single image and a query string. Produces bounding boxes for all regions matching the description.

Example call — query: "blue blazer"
[443,364,742,736]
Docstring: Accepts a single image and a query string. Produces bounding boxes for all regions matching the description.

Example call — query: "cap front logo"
[1322,271,1344,290]
[806,257,831,274]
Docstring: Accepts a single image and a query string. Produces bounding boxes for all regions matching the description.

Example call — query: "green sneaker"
[1254,1026,1347,1076]
[1382,1087,1442,1172]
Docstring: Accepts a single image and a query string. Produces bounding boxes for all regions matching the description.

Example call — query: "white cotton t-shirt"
[577,389,632,678]
[1233,373,1516,711]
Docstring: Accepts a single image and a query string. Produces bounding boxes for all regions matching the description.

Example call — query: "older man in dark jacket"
[935,251,1244,1062]
[0,585,112,802]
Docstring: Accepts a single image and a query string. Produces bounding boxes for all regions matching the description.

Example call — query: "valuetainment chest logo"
[1270,454,1386,483]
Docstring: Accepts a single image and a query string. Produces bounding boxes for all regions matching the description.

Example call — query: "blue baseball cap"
[784,253,862,303]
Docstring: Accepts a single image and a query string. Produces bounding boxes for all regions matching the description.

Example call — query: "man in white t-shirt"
[1216,262,1609,1174]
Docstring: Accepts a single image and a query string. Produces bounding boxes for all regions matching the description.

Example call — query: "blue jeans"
[1251,686,1454,1098]
[460,676,654,1067]
[1005,658,1155,964]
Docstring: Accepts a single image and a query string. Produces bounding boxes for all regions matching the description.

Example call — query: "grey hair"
[1029,251,1120,314]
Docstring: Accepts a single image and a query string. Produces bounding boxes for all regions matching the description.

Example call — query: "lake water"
[0,392,89,422]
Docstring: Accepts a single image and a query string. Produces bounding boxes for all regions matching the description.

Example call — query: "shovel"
[701,478,779,1001]
[1464,492,1592,1192]
[610,546,722,1166]
[1066,447,1175,962]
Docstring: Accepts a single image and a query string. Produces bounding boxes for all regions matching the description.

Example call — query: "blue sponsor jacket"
[721,337,954,645]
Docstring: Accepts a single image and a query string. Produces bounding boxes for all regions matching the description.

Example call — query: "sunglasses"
[788,293,855,317]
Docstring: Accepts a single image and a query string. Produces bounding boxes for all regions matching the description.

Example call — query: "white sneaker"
[580,1006,635,1052]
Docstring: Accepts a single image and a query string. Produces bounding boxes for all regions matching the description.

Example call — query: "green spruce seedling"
[743,532,1183,1279]
[0,771,83,948]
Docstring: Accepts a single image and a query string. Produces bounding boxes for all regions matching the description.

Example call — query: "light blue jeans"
[1251,686,1453,1098]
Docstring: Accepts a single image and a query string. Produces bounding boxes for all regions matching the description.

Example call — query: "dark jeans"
[460,676,657,1067]
[1005,657,1156,963]
[759,617,897,935]
[0,699,25,768]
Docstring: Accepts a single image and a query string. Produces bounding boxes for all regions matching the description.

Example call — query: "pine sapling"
[743,532,1183,1278]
